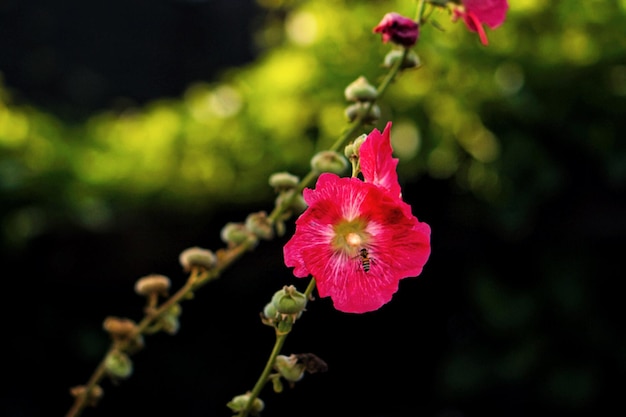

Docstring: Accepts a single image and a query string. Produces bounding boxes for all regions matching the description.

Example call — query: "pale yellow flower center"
[331,219,370,256]
[345,232,362,248]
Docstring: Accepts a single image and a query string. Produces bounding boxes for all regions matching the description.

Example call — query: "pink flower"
[283,124,431,313]
[373,12,419,47]
[452,0,509,46]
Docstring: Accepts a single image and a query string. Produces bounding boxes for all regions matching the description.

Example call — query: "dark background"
[1,1,625,417]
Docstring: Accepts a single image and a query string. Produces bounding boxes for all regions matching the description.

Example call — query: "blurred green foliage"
[2,0,625,247]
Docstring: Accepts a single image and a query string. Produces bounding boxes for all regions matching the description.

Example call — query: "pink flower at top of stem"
[452,0,509,46]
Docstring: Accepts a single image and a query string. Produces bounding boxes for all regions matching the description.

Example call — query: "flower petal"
[359,122,402,199]
[463,0,509,29]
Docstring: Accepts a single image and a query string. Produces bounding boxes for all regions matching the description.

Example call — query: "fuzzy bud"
[227,393,265,416]
[310,150,348,174]
[274,354,306,383]
[160,303,182,335]
[104,351,133,379]
[245,211,274,240]
[344,134,368,159]
[344,76,378,102]
[179,246,217,272]
[275,190,308,216]
[69,385,104,407]
[345,102,381,124]
[383,49,421,69]
[221,222,256,247]
[263,302,278,321]
[134,274,171,297]
[103,316,137,339]
[271,285,307,315]
[269,172,300,192]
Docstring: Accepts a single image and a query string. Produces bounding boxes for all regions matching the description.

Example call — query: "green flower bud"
[263,302,278,321]
[310,150,348,174]
[344,143,355,159]
[345,102,381,124]
[268,172,300,192]
[344,76,378,102]
[271,285,307,315]
[245,211,274,240]
[134,274,171,297]
[105,351,133,379]
[179,246,217,272]
[270,374,284,393]
[274,354,306,383]
[160,303,182,335]
[383,49,421,69]
[345,134,367,159]
[275,190,307,216]
[220,222,256,247]
[227,393,265,416]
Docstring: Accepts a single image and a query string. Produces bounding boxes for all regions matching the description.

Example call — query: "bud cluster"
[261,285,308,335]
[270,352,328,392]
[268,171,308,237]
[344,76,381,124]
[227,392,265,416]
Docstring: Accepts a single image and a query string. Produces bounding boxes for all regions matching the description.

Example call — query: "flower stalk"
[65,0,509,414]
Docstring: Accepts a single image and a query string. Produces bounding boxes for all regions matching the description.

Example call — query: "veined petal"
[360,122,402,199]
[463,0,509,29]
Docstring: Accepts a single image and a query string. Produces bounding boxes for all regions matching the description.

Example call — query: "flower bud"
[160,303,182,335]
[345,102,381,124]
[227,393,265,416]
[345,134,367,159]
[274,354,306,383]
[263,302,278,320]
[275,190,307,216]
[69,385,104,407]
[310,150,348,174]
[103,316,137,339]
[271,285,307,315]
[344,76,378,102]
[269,171,300,192]
[221,222,255,247]
[373,12,419,47]
[104,351,133,379]
[179,247,217,272]
[134,274,170,297]
[383,49,421,69]
[245,211,274,240]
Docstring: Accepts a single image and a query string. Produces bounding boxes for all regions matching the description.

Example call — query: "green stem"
[240,332,288,417]
[239,277,315,417]
[416,0,426,23]
[65,239,256,417]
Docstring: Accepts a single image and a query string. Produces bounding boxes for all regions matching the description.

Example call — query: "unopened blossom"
[452,0,509,46]
[373,12,419,47]
[283,124,431,313]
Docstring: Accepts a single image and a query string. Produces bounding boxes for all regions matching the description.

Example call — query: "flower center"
[331,218,369,255]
